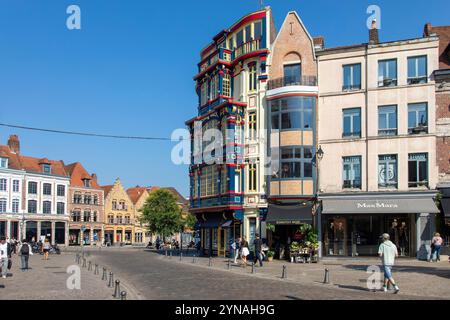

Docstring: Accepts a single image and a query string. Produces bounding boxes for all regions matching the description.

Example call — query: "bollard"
[323,268,330,284]
[88,261,92,271]
[113,280,121,299]
[94,264,99,275]
[102,268,107,281]
[165,250,168,257]
[169,251,172,259]
[75,253,79,263]
[108,272,114,288]
[252,262,255,274]
[192,255,196,263]
[281,265,287,279]
[208,257,212,267]
[227,259,231,270]
[82,258,86,268]
[179,252,183,261]
[120,291,127,300]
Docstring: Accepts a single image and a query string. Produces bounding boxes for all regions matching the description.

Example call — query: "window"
[378,155,398,188]
[408,103,428,134]
[13,180,19,193]
[92,211,98,222]
[117,215,123,224]
[125,216,131,224]
[210,74,219,100]
[28,181,37,195]
[42,164,51,174]
[0,179,6,191]
[278,147,313,179]
[200,81,208,106]
[254,21,262,40]
[43,183,52,196]
[0,157,7,168]
[72,211,81,222]
[378,105,397,136]
[248,112,257,141]
[84,194,92,205]
[343,108,361,138]
[108,215,114,224]
[93,195,98,205]
[119,201,126,210]
[235,169,242,193]
[43,201,51,214]
[408,153,428,188]
[0,198,6,213]
[271,96,315,131]
[249,64,257,91]
[222,73,231,97]
[343,156,362,189]
[12,199,19,213]
[408,56,427,84]
[84,211,91,222]
[343,64,361,90]
[220,167,228,194]
[83,179,91,188]
[284,63,301,86]
[248,163,257,192]
[211,167,218,196]
[57,202,65,215]
[28,200,37,213]
[378,59,397,87]
[74,193,82,204]
[236,29,244,47]
[57,185,65,197]
[245,25,252,42]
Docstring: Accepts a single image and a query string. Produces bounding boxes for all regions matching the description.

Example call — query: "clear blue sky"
[0,0,447,196]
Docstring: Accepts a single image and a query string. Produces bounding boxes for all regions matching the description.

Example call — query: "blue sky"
[0,0,447,196]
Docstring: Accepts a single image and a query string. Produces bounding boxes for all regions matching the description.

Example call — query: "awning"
[322,197,440,215]
[221,221,233,228]
[266,203,313,225]
[442,198,450,218]
[197,214,223,228]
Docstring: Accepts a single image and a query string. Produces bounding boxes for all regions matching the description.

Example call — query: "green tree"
[183,212,197,231]
[140,189,183,240]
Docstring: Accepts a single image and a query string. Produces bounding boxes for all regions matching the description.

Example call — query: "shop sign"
[356,202,399,209]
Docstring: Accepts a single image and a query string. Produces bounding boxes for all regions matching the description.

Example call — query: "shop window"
[343,63,361,91]
[408,103,428,134]
[43,201,52,214]
[408,55,427,84]
[378,59,397,87]
[408,153,428,188]
[28,200,37,214]
[43,183,52,196]
[343,108,361,138]
[28,181,37,195]
[343,156,362,189]
[378,155,398,188]
[378,105,397,136]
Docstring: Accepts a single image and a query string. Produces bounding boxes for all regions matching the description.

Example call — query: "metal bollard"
[208,257,212,267]
[102,268,107,281]
[88,261,92,271]
[169,251,172,259]
[192,255,196,263]
[281,265,287,279]
[227,259,231,270]
[120,291,127,300]
[108,272,114,287]
[113,280,121,299]
[82,258,86,268]
[165,250,168,257]
[75,253,79,263]
[251,262,255,274]
[323,268,330,284]
[179,252,183,261]
[94,264,99,275]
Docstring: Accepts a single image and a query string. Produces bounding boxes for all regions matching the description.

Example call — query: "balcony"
[267,76,317,90]
[234,39,260,60]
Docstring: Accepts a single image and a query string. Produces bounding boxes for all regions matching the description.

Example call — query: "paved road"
[87,248,425,300]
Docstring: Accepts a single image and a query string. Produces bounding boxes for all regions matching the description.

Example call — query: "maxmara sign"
[356,202,399,209]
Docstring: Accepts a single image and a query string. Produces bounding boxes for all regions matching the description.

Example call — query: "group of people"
[0,237,36,277]
[231,234,265,267]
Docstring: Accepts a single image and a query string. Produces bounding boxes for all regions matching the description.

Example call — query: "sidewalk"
[0,251,125,300]
[156,249,450,299]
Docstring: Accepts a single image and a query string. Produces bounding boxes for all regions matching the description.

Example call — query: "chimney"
[7,135,20,154]
[369,19,379,44]
[91,173,98,182]
[313,36,325,50]
[423,22,432,37]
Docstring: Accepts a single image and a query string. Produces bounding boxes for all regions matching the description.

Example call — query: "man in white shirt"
[0,236,10,279]
[378,233,400,293]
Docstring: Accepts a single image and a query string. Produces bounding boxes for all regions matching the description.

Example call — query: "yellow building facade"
[127,186,150,245]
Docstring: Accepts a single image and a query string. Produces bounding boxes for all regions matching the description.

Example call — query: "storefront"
[266,202,313,260]
[320,192,440,259]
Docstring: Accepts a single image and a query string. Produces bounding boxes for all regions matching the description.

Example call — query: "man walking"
[232,237,240,264]
[378,233,400,293]
[18,239,33,271]
[253,234,263,267]
[0,236,10,279]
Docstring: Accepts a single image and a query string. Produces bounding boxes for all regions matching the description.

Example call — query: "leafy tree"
[183,212,197,231]
[140,189,183,240]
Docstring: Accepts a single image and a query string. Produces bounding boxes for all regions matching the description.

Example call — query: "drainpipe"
[365,45,369,192]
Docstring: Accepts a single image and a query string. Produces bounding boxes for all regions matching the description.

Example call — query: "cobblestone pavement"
[0,251,115,300]
[86,248,449,300]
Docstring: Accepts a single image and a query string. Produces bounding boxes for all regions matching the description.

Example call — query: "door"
[218,228,226,257]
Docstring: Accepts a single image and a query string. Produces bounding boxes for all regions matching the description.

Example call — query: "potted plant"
[266,250,274,262]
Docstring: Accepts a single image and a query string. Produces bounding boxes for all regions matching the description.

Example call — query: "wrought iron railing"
[267,75,317,90]
[234,39,260,59]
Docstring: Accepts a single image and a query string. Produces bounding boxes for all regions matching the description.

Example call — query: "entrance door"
[218,228,227,257]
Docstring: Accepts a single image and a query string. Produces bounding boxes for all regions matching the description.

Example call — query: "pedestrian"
[0,236,11,279]
[378,233,400,293]
[253,234,263,267]
[240,236,249,267]
[42,239,51,260]
[430,232,443,262]
[18,239,33,271]
[10,238,17,255]
[231,237,240,264]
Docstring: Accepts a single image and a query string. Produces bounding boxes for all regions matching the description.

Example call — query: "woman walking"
[430,233,443,262]
[240,237,249,267]
[42,239,51,260]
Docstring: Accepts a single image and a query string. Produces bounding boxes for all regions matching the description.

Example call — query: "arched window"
[283,52,302,86]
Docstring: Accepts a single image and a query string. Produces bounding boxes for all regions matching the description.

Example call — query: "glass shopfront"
[322,214,415,257]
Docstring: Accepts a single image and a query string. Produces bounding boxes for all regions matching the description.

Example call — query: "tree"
[183,212,197,231]
[140,189,183,240]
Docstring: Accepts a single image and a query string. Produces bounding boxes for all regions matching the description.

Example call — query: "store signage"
[356,202,399,209]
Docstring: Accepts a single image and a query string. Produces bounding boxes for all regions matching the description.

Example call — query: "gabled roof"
[18,155,68,176]
[100,185,114,198]
[65,162,101,189]
[126,186,148,204]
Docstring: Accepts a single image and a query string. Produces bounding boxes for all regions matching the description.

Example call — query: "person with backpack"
[18,239,33,271]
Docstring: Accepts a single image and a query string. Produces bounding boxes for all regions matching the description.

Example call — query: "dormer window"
[42,164,51,174]
[0,157,8,168]
[83,179,91,188]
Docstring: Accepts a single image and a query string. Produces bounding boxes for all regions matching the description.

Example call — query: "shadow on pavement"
[342,264,450,280]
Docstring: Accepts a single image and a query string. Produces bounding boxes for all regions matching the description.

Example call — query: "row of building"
[186,7,450,260]
[0,135,188,246]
